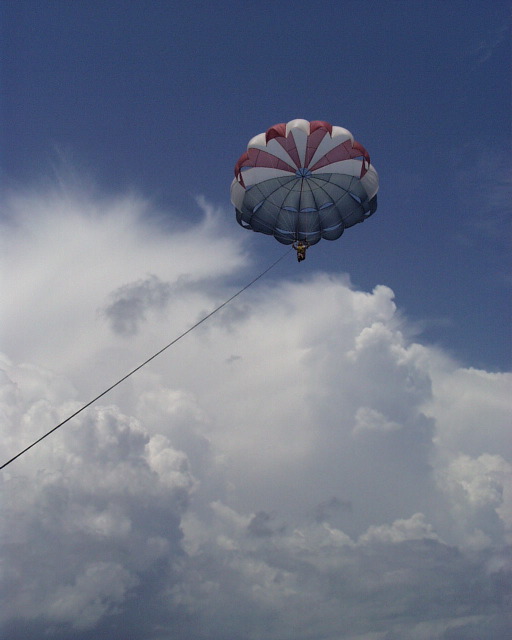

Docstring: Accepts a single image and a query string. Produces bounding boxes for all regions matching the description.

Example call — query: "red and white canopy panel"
[231,119,379,245]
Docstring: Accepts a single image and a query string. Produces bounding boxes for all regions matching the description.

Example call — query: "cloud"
[46,562,138,630]
[1,183,511,638]
[436,452,512,545]
[358,512,440,544]
[1,357,194,635]
[102,275,174,336]
[352,406,402,435]
[178,507,511,640]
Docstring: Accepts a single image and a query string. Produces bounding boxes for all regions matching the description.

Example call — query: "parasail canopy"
[231,119,378,246]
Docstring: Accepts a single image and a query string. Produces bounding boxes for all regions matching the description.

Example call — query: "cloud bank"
[1,185,511,639]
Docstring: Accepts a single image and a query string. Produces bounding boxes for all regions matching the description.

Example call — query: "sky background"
[1,2,511,639]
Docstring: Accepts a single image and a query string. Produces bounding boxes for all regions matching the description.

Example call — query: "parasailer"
[292,239,309,262]
[230,119,379,261]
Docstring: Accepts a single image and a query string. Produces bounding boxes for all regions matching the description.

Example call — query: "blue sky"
[3,0,510,369]
[1,3,511,639]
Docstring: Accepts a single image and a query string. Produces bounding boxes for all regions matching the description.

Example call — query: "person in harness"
[293,240,309,262]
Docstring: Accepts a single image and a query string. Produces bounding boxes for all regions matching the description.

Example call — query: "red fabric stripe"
[248,148,296,172]
[267,122,310,168]
[352,141,370,177]
[265,123,287,142]
[275,133,301,168]
[234,151,250,177]
[309,120,333,135]
[234,147,296,186]
[310,139,370,178]
[305,127,329,167]
[234,121,371,188]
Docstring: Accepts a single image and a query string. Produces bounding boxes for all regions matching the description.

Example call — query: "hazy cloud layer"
[1,186,511,639]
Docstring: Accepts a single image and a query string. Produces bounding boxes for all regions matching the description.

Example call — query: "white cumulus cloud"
[1,183,511,639]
